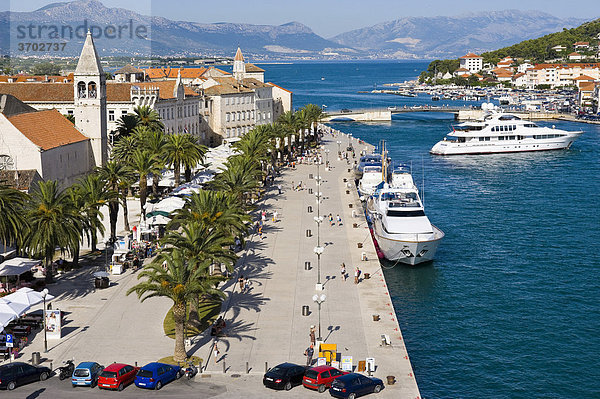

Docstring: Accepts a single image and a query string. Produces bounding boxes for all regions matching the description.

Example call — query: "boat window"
[387,210,426,217]
[499,115,521,120]
[524,123,539,128]
[458,137,466,143]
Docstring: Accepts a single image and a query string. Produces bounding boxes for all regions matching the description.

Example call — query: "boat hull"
[372,219,444,265]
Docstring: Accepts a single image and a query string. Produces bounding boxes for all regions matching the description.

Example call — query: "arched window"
[88,82,97,98]
[77,82,87,98]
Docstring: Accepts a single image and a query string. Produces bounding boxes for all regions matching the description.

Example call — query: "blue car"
[71,362,104,388]
[329,373,384,398]
[134,362,182,390]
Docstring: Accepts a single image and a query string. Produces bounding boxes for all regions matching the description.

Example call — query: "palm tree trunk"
[72,242,80,268]
[122,193,130,232]
[109,202,118,241]
[172,303,188,362]
[140,176,148,216]
[44,256,53,284]
[153,175,159,196]
[174,163,181,187]
[185,166,192,183]
[91,230,98,252]
[188,296,200,327]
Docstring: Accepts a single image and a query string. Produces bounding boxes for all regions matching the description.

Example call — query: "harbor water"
[262,61,600,398]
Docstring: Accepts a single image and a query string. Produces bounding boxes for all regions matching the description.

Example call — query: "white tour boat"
[430,107,583,156]
[367,179,444,265]
[358,165,384,198]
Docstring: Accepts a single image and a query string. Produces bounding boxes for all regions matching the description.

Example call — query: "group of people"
[328,213,342,226]
[340,263,361,284]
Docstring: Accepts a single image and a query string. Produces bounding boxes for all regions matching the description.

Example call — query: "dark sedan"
[263,362,306,391]
[0,362,51,391]
[329,373,384,398]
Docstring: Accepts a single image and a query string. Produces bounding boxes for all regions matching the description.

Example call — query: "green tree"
[98,160,135,241]
[164,134,203,188]
[0,184,28,253]
[114,114,139,143]
[26,181,80,283]
[211,155,261,206]
[31,62,61,76]
[134,105,164,131]
[127,248,224,362]
[130,149,160,214]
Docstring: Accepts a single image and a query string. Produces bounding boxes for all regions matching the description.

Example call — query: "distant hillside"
[330,10,587,59]
[481,18,600,63]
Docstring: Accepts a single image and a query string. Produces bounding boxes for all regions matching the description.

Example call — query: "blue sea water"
[260,61,600,398]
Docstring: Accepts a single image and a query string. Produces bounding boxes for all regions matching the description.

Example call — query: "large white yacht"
[358,165,384,198]
[367,179,444,265]
[430,108,583,156]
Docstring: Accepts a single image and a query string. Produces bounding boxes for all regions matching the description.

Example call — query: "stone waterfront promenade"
[196,131,421,398]
[5,131,421,399]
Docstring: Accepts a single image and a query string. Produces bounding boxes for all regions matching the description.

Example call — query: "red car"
[302,365,348,393]
[97,363,139,391]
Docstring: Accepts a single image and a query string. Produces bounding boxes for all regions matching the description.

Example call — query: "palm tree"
[134,105,164,131]
[295,108,311,154]
[0,184,28,253]
[114,113,139,143]
[98,161,135,241]
[160,223,235,326]
[211,155,262,206]
[277,111,301,160]
[111,134,139,164]
[303,103,325,142]
[182,135,206,183]
[141,129,167,195]
[127,248,225,362]
[164,134,203,188]
[169,190,250,239]
[26,181,80,283]
[130,149,160,215]
[75,174,111,252]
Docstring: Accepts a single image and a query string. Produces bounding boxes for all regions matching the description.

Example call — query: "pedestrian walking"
[261,211,266,224]
[291,181,295,191]
[272,210,278,222]
[354,267,361,284]
[329,213,334,226]
[213,342,220,363]
[238,275,245,292]
[341,263,347,281]
[336,214,342,226]
[277,184,282,194]
[309,326,316,345]
[258,225,264,239]
[304,344,314,366]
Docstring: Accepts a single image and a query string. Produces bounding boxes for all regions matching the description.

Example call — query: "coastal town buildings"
[459,52,483,74]
[0,94,94,187]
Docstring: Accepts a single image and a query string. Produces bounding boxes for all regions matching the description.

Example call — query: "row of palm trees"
[0,102,324,362]
[126,104,325,362]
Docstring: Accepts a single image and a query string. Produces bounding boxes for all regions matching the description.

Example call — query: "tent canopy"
[0,257,41,277]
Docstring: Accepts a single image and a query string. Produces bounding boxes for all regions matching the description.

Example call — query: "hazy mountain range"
[1,0,590,59]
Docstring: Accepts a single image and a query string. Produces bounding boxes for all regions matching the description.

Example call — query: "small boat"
[358,165,384,198]
[354,153,382,179]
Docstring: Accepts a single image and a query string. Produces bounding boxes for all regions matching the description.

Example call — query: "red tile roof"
[7,109,89,150]
[460,52,481,58]
[267,82,293,93]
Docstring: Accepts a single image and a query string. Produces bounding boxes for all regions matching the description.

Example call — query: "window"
[67,109,74,115]
[122,110,127,115]
[226,113,230,122]
[109,110,115,121]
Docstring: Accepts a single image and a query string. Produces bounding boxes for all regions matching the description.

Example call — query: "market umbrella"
[4,287,54,307]
[0,312,16,330]
[0,299,30,317]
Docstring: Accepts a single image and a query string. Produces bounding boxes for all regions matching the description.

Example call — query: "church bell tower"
[74,31,107,166]
[233,47,245,82]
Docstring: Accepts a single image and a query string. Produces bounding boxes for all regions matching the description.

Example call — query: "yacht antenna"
[421,156,425,206]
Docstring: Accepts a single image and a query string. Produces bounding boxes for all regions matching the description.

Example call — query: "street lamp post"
[324,149,330,165]
[336,141,341,156]
[348,133,353,146]
[41,288,49,353]
[312,293,327,341]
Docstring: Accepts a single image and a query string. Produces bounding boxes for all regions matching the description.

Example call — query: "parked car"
[340,109,352,113]
[72,362,104,388]
[263,362,306,390]
[134,362,182,390]
[0,362,51,391]
[329,373,384,398]
[302,365,347,393]
[98,363,139,391]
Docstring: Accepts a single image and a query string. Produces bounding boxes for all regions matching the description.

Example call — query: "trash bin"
[302,305,310,316]
[32,352,41,366]
[305,262,311,270]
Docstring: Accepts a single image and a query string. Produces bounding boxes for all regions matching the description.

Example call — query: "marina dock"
[198,131,421,398]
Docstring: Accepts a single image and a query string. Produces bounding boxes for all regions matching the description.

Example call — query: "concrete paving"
[3,130,421,398]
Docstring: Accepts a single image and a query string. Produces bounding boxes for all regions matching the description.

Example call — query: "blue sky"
[6,0,600,37]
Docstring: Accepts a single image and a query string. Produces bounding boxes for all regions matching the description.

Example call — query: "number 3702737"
[17,42,67,52]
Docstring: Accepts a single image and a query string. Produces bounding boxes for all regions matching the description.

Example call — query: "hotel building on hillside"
[459,52,483,74]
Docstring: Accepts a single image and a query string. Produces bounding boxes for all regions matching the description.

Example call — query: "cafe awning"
[0,258,41,277]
